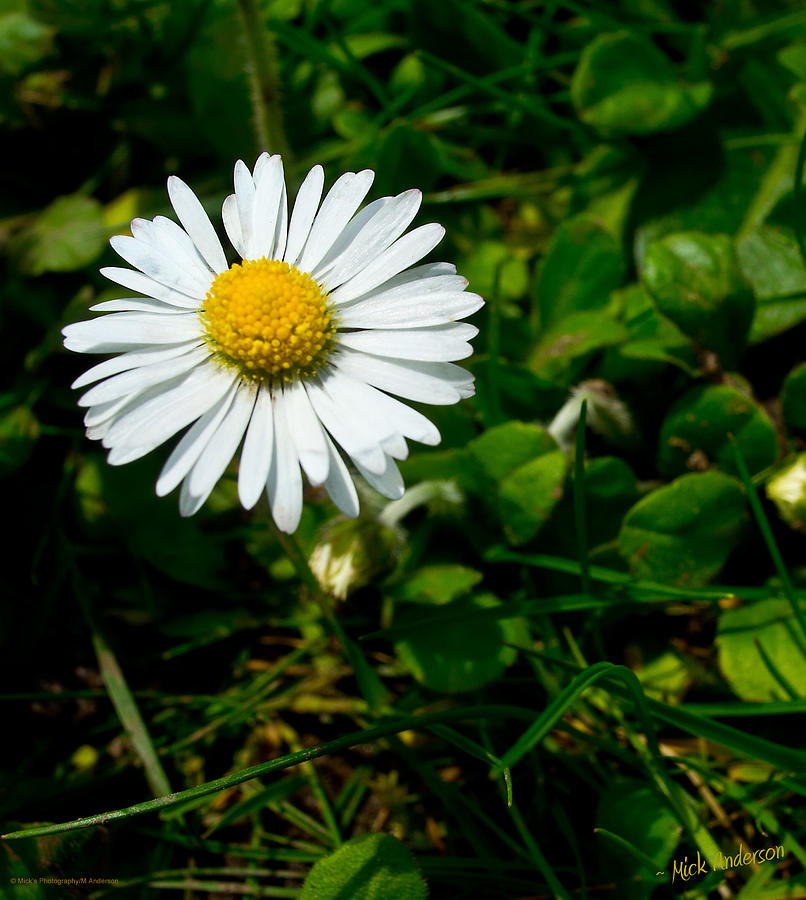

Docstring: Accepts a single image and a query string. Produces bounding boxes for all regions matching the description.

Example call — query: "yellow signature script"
[670,843,785,884]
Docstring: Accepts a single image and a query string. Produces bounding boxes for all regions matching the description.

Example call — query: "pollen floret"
[202,258,335,381]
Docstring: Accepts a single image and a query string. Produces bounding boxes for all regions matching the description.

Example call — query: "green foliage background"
[2,0,806,897]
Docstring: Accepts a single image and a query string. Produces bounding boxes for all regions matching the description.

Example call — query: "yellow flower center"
[200,258,336,382]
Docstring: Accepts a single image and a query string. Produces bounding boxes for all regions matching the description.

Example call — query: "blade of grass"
[0,704,537,840]
[71,564,171,800]
[485,546,806,602]
[594,827,666,875]
[574,399,591,596]
[731,438,806,641]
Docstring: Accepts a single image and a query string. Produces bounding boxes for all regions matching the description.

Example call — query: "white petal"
[283,381,329,486]
[272,181,288,261]
[102,363,237,451]
[71,341,202,389]
[222,193,246,259]
[314,189,422,290]
[234,160,257,260]
[152,215,216,282]
[253,151,271,179]
[321,432,359,518]
[297,170,375,274]
[334,348,474,404]
[284,165,324,267]
[167,175,228,274]
[305,376,388,475]
[238,383,274,509]
[325,369,440,446]
[337,323,477,361]
[186,381,256,501]
[355,454,405,500]
[338,291,483,330]
[381,432,409,459]
[336,272,467,309]
[328,223,445,306]
[100,266,201,309]
[90,297,192,314]
[110,235,213,298]
[84,393,137,428]
[156,382,238,497]
[267,393,303,533]
[251,155,284,260]
[63,312,202,353]
[78,345,209,407]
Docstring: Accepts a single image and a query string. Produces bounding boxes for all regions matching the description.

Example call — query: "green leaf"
[641,231,755,367]
[0,405,39,476]
[10,195,107,274]
[467,421,556,484]
[458,240,530,303]
[393,564,483,606]
[467,422,568,544]
[536,215,624,328]
[777,42,806,82]
[658,384,778,478]
[782,363,806,432]
[299,832,427,900]
[596,780,680,900]
[184,0,256,159]
[717,597,806,701]
[601,284,696,381]
[530,311,629,384]
[0,9,53,77]
[498,450,569,545]
[618,471,747,586]
[737,224,806,343]
[635,652,692,705]
[395,592,527,693]
[571,31,712,136]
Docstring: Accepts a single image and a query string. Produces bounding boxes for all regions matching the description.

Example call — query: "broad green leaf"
[184,0,256,159]
[10,195,107,274]
[467,421,556,484]
[778,43,806,82]
[300,833,427,900]
[498,450,569,545]
[782,363,806,432]
[635,652,691,705]
[717,597,806,701]
[0,9,53,77]
[395,592,527,693]
[458,240,529,303]
[737,224,806,343]
[467,422,568,544]
[618,471,747,586]
[530,311,629,385]
[642,231,754,367]
[596,779,680,900]
[0,405,39,476]
[658,384,777,477]
[536,215,624,328]
[572,31,712,136]
[601,284,695,381]
[394,564,483,606]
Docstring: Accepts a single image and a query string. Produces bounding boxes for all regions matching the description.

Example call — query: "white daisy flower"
[63,154,483,532]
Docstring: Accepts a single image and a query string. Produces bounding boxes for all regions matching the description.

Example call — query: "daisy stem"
[235,0,293,166]
[269,520,389,715]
